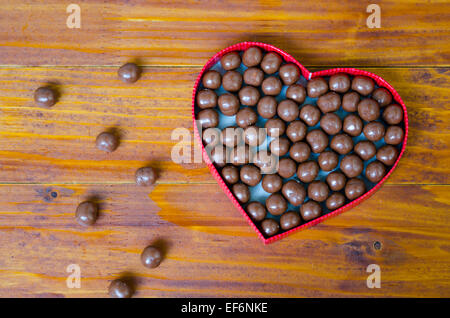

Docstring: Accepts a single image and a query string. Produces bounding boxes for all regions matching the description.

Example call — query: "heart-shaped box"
[192,42,408,244]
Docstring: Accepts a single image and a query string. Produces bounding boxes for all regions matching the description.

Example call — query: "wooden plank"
[0,67,448,184]
[0,1,449,67]
[0,183,448,297]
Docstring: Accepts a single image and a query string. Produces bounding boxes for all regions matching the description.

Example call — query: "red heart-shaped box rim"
[192,42,409,244]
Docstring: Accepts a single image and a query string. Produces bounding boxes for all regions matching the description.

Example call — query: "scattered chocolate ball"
[210,146,228,167]
[222,70,243,92]
[118,63,141,83]
[299,104,321,126]
[262,174,283,193]
[282,180,306,206]
[317,92,341,113]
[221,165,239,184]
[280,211,302,230]
[240,165,262,187]
[243,67,264,86]
[308,180,329,202]
[329,73,351,93]
[376,145,399,166]
[218,93,240,116]
[266,193,288,216]
[108,279,133,298]
[197,109,219,129]
[297,161,319,183]
[221,126,243,148]
[320,113,342,135]
[330,133,353,155]
[306,129,328,153]
[244,126,266,146]
[342,91,360,112]
[135,167,157,186]
[202,70,222,89]
[261,76,282,96]
[382,104,403,125]
[75,201,98,226]
[277,100,299,122]
[232,183,250,204]
[365,160,386,183]
[289,141,311,163]
[265,118,286,137]
[343,114,363,137]
[236,107,258,128]
[34,86,57,107]
[141,246,162,269]
[260,52,282,74]
[286,120,307,142]
[358,98,380,122]
[326,171,347,191]
[326,192,346,211]
[279,63,300,85]
[257,96,278,119]
[239,86,260,106]
[300,201,322,221]
[202,128,221,148]
[221,52,241,70]
[372,87,392,107]
[363,121,385,141]
[230,145,252,165]
[261,218,280,236]
[318,151,339,171]
[277,158,297,179]
[286,84,306,104]
[196,89,217,109]
[351,76,374,96]
[307,77,328,98]
[354,140,376,160]
[340,154,364,178]
[270,137,291,157]
[242,47,263,67]
[384,126,404,145]
[247,202,266,222]
[345,178,366,200]
[96,131,119,152]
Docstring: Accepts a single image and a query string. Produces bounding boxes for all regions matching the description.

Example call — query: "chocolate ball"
[326,192,346,211]
[279,63,300,85]
[260,52,282,74]
[96,131,119,152]
[282,180,306,206]
[244,126,266,146]
[376,145,399,166]
[280,211,302,230]
[196,89,217,109]
[320,113,342,135]
[326,171,347,191]
[218,93,240,116]
[247,202,266,222]
[34,86,57,107]
[277,158,297,179]
[75,201,98,226]
[222,71,243,92]
[266,193,288,216]
[232,183,250,203]
[221,52,241,70]
[286,84,306,104]
[277,100,299,122]
[135,167,157,186]
[253,151,278,174]
[345,178,366,200]
[383,104,403,125]
[210,146,228,167]
[221,165,239,184]
[297,161,319,183]
[300,201,322,221]
[306,129,328,153]
[257,96,277,119]
[358,98,380,122]
[230,145,252,165]
[354,140,376,160]
[261,76,282,96]
[384,126,404,145]
[118,63,141,83]
[243,67,264,86]
[262,174,283,193]
[317,92,341,113]
[366,160,386,183]
[343,114,363,137]
[372,87,392,107]
[261,218,280,236]
[330,133,353,155]
[329,73,351,93]
[342,91,360,112]
[203,128,221,148]
[289,142,311,163]
[299,104,321,126]
[351,76,375,96]
[239,86,260,106]
[308,181,329,202]
[240,165,262,186]
[340,154,364,178]
[236,107,258,128]
[197,109,219,129]
[141,246,162,269]
[270,137,291,157]
[265,118,285,137]
[202,70,222,89]
[221,126,243,148]
[108,279,133,298]
[318,151,339,171]
[363,121,385,141]
[307,77,328,98]
[286,120,307,142]
[242,47,263,67]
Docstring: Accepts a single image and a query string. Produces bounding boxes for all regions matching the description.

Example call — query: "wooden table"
[0,1,449,298]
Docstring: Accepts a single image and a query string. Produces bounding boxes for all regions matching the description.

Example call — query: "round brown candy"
[351,76,375,96]
[326,192,346,211]
[221,165,239,184]
[260,52,282,74]
[239,86,260,106]
[277,100,299,122]
[270,137,291,157]
[262,174,283,193]
[329,73,351,93]
[307,77,328,98]
[343,114,363,137]
[330,134,353,155]
[240,165,262,187]
[300,201,322,221]
[308,181,329,202]
[299,104,321,126]
[279,63,300,85]
[340,154,364,178]
[363,122,385,141]
[221,52,241,70]
[230,145,252,165]
[196,89,217,109]
[221,127,243,148]
[243,67,264,87]
[34,86,57,107]
[384,126,404,145]
[253,151,278,174]
[242,47,263,67]
[135,167,157,186]
[317,92,341,113]
[257,96,277,119]
[372,87,392,107]
[383,104,403,125]
[358,98,380,122]
[282,180,306,206]
[345,178,366,200]
[286,84,306,104]
[197,109,219,129]
[306,129,328,153]
[232,183,250,204]
[265,118,285,137]
[266,193,288,216]
[286,120,307,142]
[376,145,399,166]
[342,91,360,112]
[326,171,346,191]
[222,71,243,92]
[141,246,162,269]
[261,218,280,237]
[202,70,222,89]
[202,128,221,148]
[246,202,266,222]
[297,161,319,183]
[218,93,240,116]
[261,76,282,96]
[277,158,297,179]
[320,113,342,135]
[96,131,119,152]
[118,63,141,83]
[210,146,228,167]
[354,140,376,160]
[366,160,386,183]
[289,142,310,163]
[108,279,133,298]
[280,211,302,230]
[75,201,98,226]
[236,107,258,128]
[243,126,266,146]
[318,151,339,171]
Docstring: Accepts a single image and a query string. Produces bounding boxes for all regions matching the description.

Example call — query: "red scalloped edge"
[192,42,409,245]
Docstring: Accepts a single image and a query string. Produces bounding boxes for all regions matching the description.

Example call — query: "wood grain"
[0,0,449,67]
